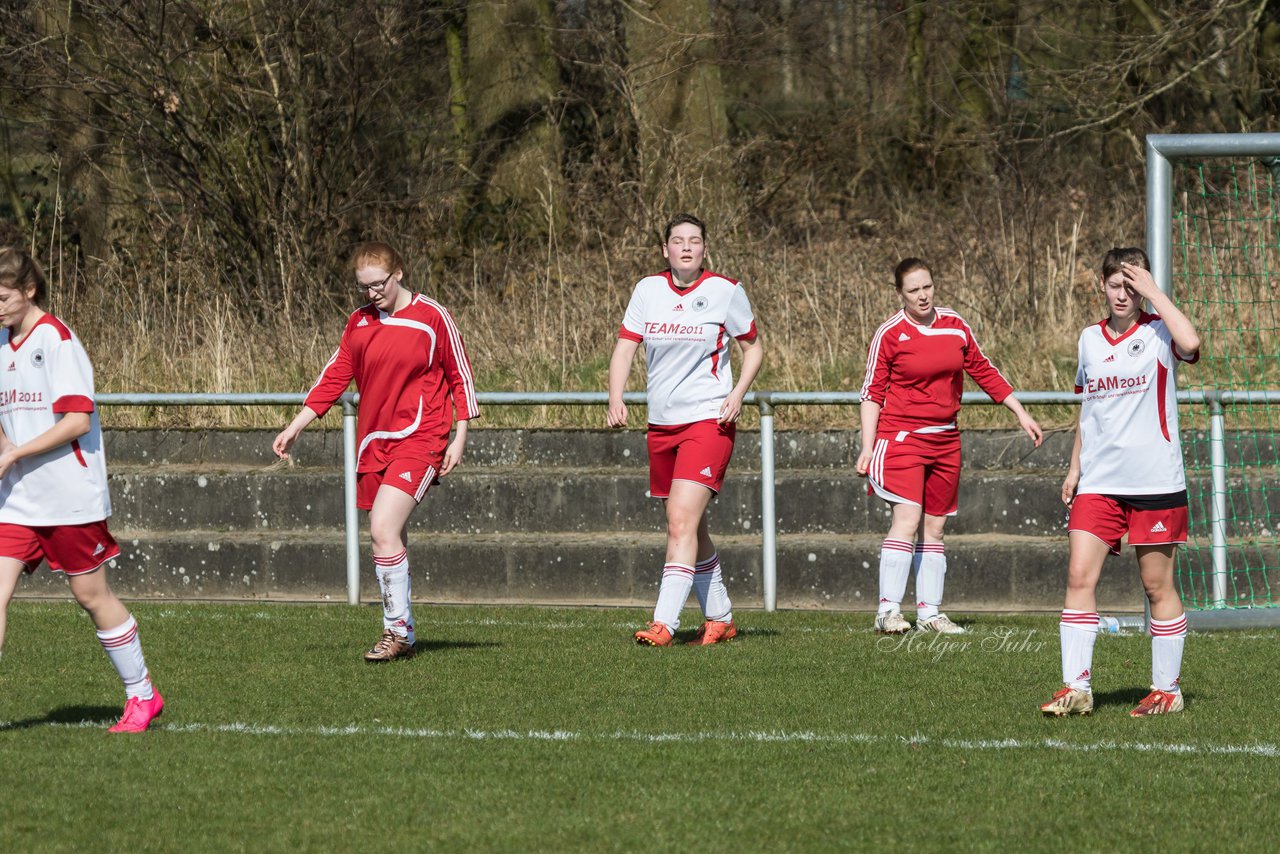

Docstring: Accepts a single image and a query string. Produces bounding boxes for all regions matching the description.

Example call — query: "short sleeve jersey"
[0,314,111,525]
[618,270,757,426]
[859,308,1013,433]
[304,294,480,472]
[1074,312,1197,495]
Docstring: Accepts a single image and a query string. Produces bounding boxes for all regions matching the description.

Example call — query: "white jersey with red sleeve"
[0,313,111,525]
[859,307,1012,433]
[1075,312,1197,495]
[618,269,757,426]
[304,294,480,472]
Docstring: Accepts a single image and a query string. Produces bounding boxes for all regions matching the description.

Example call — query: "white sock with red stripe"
[692,554,733,623]
[1150,612,1187,693]
[374,550,415,643]
[96,614,154,701]
[1060,610,1099,691]
[914,542,946,621]
[877,539,914,615]
[654,563,695,631]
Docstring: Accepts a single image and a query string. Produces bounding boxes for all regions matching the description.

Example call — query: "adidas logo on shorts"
[93,542,105,556]
[1150,521,1167,533]
[700,466,713,477]
[399,471,413,482]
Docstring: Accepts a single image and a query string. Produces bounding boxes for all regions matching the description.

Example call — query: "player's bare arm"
[1061,415,1083,506]
[440,419,468,476]
[606,338,640,428]
[719,334,763,424]
[1120,262,1202,358]
[1002,394,1044,447]
[856,399,882,476]
[0,411,90,480]
[273,406,320,459]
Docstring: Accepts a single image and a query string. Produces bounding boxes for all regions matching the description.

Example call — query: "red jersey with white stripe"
[860,308,1013,432]
[618,270,757,426]
[305,295,480,472]
[1074,313,1196,495]
[0,313,111,525]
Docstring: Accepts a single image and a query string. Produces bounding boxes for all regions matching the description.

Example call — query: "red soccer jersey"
[304,295,480,472]
[859,308,1012,432]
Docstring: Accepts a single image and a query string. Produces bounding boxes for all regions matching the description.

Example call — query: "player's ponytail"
[0,246,47,305]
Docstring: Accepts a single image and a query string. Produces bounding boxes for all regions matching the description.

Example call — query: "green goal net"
[1169,152,1280,611]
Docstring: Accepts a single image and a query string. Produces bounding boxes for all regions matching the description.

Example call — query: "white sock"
[692,553,733,623]
[1150,613,1188,693]
[1060,610,1099,691]
[374,549,415,643]
[654,563,695,631]
[914,542,946,621]
[97,614,154,701]
[877,538,914,614]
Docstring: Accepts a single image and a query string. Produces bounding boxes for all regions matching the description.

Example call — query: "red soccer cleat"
[1130,688,1184,717]
[109,689,165,733]
[686,619,738,645]
[634,621,674,647]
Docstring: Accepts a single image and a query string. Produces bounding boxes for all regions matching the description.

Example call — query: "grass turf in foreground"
[2,602,1278,851]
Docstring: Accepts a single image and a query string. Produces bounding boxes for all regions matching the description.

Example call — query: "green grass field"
[2,602,1278,851]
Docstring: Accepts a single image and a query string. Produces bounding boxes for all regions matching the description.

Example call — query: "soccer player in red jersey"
[274,242,479,661]
[1041,248,1200,717]
[0,247,164,732]
[607,213,763,646]
[858,258,1042,635]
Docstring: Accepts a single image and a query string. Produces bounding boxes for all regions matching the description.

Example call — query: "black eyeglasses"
[354,272,394,293]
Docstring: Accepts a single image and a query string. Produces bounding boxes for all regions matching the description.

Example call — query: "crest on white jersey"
[1128,339,1145,356]
[692,296,709,312]
[30,349,45,368]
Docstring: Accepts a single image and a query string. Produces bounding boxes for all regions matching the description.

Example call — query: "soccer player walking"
[274,242,479,661]
[607,213,763,646]
[0,247,164,732]
[1041,248,1199,717]
[858,258,1042,635]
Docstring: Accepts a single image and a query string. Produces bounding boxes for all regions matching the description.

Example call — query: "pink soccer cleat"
[634,621,674,647]
[109,689,165,733]
[686,619,738,645]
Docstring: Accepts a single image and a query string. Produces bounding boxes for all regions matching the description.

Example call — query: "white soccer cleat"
[915,613,966,634]
[1040,685,1094,717]
[874,610,912,634]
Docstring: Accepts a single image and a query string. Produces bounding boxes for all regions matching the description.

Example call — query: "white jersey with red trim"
[1075,312,1197,495]
[619,270,757,426]
[304,294,480,472]
[0,313,111,525]
[859,308,1013,433]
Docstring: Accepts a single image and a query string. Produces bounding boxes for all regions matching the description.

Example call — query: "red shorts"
[0,520,121,575]
[646,420,736,498]
[356,456,441,511]
[866,428,961,516]
[1068,493,1189,555]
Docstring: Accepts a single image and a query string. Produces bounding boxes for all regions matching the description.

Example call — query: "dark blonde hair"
[0,246,47,305]
[1101,247,1150,280]
[893,257,931,290]
[349,241,405,278]
[663,213,707,242]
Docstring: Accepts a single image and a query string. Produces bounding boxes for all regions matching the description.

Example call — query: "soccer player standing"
[0,247,164,732]
[1041,248,1200,717]
[274,242,479,661]
[607,213,763,646]
[858,258,1042,634]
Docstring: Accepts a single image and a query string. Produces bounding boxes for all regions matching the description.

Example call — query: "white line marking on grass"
[6,719,1277,757]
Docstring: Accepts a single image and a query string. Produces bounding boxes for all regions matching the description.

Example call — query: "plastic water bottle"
[1098,616,1121,634]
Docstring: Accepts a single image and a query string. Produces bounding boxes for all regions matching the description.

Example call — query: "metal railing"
[98,387,1274,612]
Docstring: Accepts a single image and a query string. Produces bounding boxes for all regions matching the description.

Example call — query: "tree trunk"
[623,0,731,225]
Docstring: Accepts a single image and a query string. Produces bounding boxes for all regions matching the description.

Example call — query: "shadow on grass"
[0,704,119,731]
[413,639,502,654]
